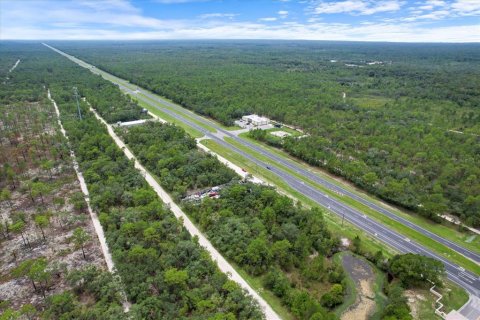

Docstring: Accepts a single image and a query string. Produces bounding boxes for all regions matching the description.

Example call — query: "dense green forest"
[0,42,262,319]
[117,122,238,200]
[52,41,480,226]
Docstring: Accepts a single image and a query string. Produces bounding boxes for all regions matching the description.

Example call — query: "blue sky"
[1,0,479,42]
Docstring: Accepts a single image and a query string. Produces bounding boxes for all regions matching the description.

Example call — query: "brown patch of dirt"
[341,253,376,320]
[404,290,427,319]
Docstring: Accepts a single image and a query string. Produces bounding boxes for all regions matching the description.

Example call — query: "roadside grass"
[87,63,217,134]
[441,280,470,312]
[409,280,468,320]
[133,99,204,138]
[367,258,388,320]
[132,94,216,133]
[224,125,243,130]
[224,136,480,275]
[237,132,480,256]
[228,262,294,320]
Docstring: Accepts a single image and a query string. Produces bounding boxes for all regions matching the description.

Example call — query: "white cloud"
[402,0,480,22]
[0,0,479,42]
[199,13,238,19]
[451,0,480,15]
[259,17,278,21]
[403,9,450,21]
[154,0,209,3]
[313,0,402,15]
[0,0,178,31]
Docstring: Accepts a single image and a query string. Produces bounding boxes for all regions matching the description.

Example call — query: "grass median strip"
[136,93,217,133]
[134,99,204,138]
[86,63,218,134]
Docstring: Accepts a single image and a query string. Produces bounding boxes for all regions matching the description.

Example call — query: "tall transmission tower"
[73,86,82,120]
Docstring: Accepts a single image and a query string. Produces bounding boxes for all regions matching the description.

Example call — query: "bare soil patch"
[340,253,376,320]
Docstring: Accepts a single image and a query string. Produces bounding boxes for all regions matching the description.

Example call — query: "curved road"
[45,43,480,319]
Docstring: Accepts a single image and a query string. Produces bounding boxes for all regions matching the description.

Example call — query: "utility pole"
[341,211,345,227]
[73,87,82,120]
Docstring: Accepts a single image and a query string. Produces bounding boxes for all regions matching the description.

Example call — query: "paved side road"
[458,296,480,320]
[88,106,280,320]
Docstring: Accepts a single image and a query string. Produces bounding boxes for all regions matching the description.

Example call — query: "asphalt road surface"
[45,44,480,319]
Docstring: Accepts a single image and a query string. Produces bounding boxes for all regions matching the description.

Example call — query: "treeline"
[117,122,238,200]
[52,41,480,226]
[2,42,263,319]
[1,42,145,124]
[80,78,147,123]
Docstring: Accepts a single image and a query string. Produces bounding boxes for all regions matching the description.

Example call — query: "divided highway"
[45,44,480,319]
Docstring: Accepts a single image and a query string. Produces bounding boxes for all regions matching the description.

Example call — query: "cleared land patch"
[0,100,105,312]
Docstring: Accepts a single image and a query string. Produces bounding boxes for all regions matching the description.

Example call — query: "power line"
[73,86,82,120]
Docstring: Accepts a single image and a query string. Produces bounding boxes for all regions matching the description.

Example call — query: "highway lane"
[45,44,480,319]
